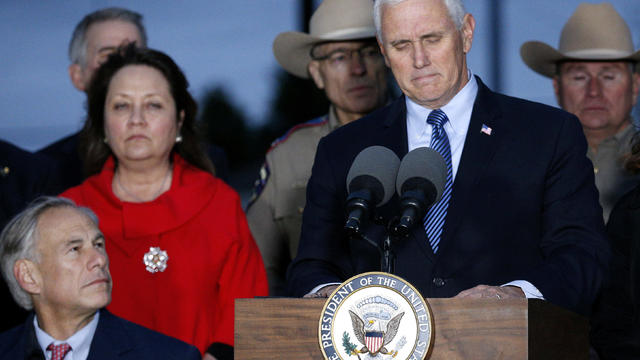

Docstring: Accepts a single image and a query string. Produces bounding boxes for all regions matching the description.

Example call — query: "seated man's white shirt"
[35,310,100,360]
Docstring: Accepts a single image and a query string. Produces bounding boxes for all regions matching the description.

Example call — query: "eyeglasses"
[560,68,629,89]
[310,44,383,70]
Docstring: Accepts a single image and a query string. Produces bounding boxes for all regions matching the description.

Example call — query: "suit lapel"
[24,314,45,360]
[437,78,504,256]
[87,310,134,359]
[380,95,409,157]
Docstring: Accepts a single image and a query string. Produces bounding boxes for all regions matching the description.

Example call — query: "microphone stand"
[347,215,396,274]
[381,234,396,274]
[382,216,410,274]
[347,215,408,275]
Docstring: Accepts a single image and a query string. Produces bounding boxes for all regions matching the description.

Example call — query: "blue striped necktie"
[423,109,453,253]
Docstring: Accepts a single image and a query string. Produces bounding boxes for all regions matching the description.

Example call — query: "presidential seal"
[318,272,434,360]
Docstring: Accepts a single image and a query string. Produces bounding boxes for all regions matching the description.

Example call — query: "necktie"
[423,109,453,253]
[47,343,71,360]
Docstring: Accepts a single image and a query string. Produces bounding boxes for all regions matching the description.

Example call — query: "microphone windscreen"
[346,146,400,206]
[396,147,447,202]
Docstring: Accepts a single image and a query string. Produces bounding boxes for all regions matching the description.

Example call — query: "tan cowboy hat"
[272,0,376,79]
[520,2,640,78]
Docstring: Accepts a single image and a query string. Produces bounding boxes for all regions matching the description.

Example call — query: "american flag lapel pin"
[481,124,492,136]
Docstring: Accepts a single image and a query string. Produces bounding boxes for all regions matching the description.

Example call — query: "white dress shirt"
[406,69,477,181]
[35,310,100,360]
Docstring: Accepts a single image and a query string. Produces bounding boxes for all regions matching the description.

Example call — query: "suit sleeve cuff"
[307,282,341,296]
[503,280,544,299]
[207,342,233,360]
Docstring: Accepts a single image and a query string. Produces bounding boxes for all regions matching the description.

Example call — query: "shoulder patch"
[267,116,328,152]
[246,162,270,209]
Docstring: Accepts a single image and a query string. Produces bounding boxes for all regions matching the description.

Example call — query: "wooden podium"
[235,297,588,359]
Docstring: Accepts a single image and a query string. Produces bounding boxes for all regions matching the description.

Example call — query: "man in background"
[246,0,390,295]
[521,2,640,222]
[39,7,228,189]
[38,8,146,190]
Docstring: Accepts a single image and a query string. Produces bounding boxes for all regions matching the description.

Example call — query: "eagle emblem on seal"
[348,309,404,357]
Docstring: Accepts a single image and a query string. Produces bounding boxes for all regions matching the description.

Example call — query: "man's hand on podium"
[304,285,339,298]
[454,285,525,300]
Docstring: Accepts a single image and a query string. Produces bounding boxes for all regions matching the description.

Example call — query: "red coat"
[61,155,268,353]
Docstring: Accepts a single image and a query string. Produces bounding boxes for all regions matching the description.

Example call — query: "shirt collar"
[327,105,342,131]
[406,69,478,135]
[588,121,636,155]
[612,121,636,143]
[35,310,100,360]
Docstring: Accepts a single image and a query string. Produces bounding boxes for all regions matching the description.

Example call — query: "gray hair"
[374,0,466,40]
[69,7,147,67]
[0,197,98,310]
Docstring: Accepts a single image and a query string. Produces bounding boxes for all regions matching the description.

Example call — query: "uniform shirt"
[247,107,341,295]
[587,123,640,223]
[35,310,99,360]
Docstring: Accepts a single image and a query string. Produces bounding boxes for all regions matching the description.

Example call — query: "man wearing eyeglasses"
[246,0,390,295]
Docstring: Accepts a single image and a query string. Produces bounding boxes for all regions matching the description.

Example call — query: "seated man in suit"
[288,0,609,316]
[0,197,200,359]
[39,7,228,189]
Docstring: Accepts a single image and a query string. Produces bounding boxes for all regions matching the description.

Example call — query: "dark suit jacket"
[288,77,609,315]
[1,140,66,332]
[0,310,201,360]
[590,184,640,359]
[1,140,65,229]
[38,131,230,191]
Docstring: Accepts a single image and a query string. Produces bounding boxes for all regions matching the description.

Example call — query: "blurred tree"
[252,0,329,153]
[197,74,329,171]
[197,0,327,182]
[260,69,329,150]
[198,86,254,169]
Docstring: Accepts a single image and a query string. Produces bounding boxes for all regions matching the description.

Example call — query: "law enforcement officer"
[521,2,640,222]
[247,0,390,295]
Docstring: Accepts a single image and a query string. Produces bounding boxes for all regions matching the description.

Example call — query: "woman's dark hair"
[625,129,640,174]
[80,43,214,176]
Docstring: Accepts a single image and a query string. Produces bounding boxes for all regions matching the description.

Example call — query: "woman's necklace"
[115,166,172,203]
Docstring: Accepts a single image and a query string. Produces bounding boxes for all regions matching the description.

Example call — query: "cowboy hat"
[520,2,640,78]
[272,0,376,79]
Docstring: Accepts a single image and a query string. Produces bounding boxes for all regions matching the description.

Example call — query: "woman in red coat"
[60,44,267,360]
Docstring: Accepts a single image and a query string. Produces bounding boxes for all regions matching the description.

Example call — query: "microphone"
[344,146,400,235]
[394,147,447,236]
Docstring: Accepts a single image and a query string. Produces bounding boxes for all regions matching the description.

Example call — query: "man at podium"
[287,0,609,316]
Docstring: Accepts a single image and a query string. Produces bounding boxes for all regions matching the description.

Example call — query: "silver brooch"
[143,247,169,273]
